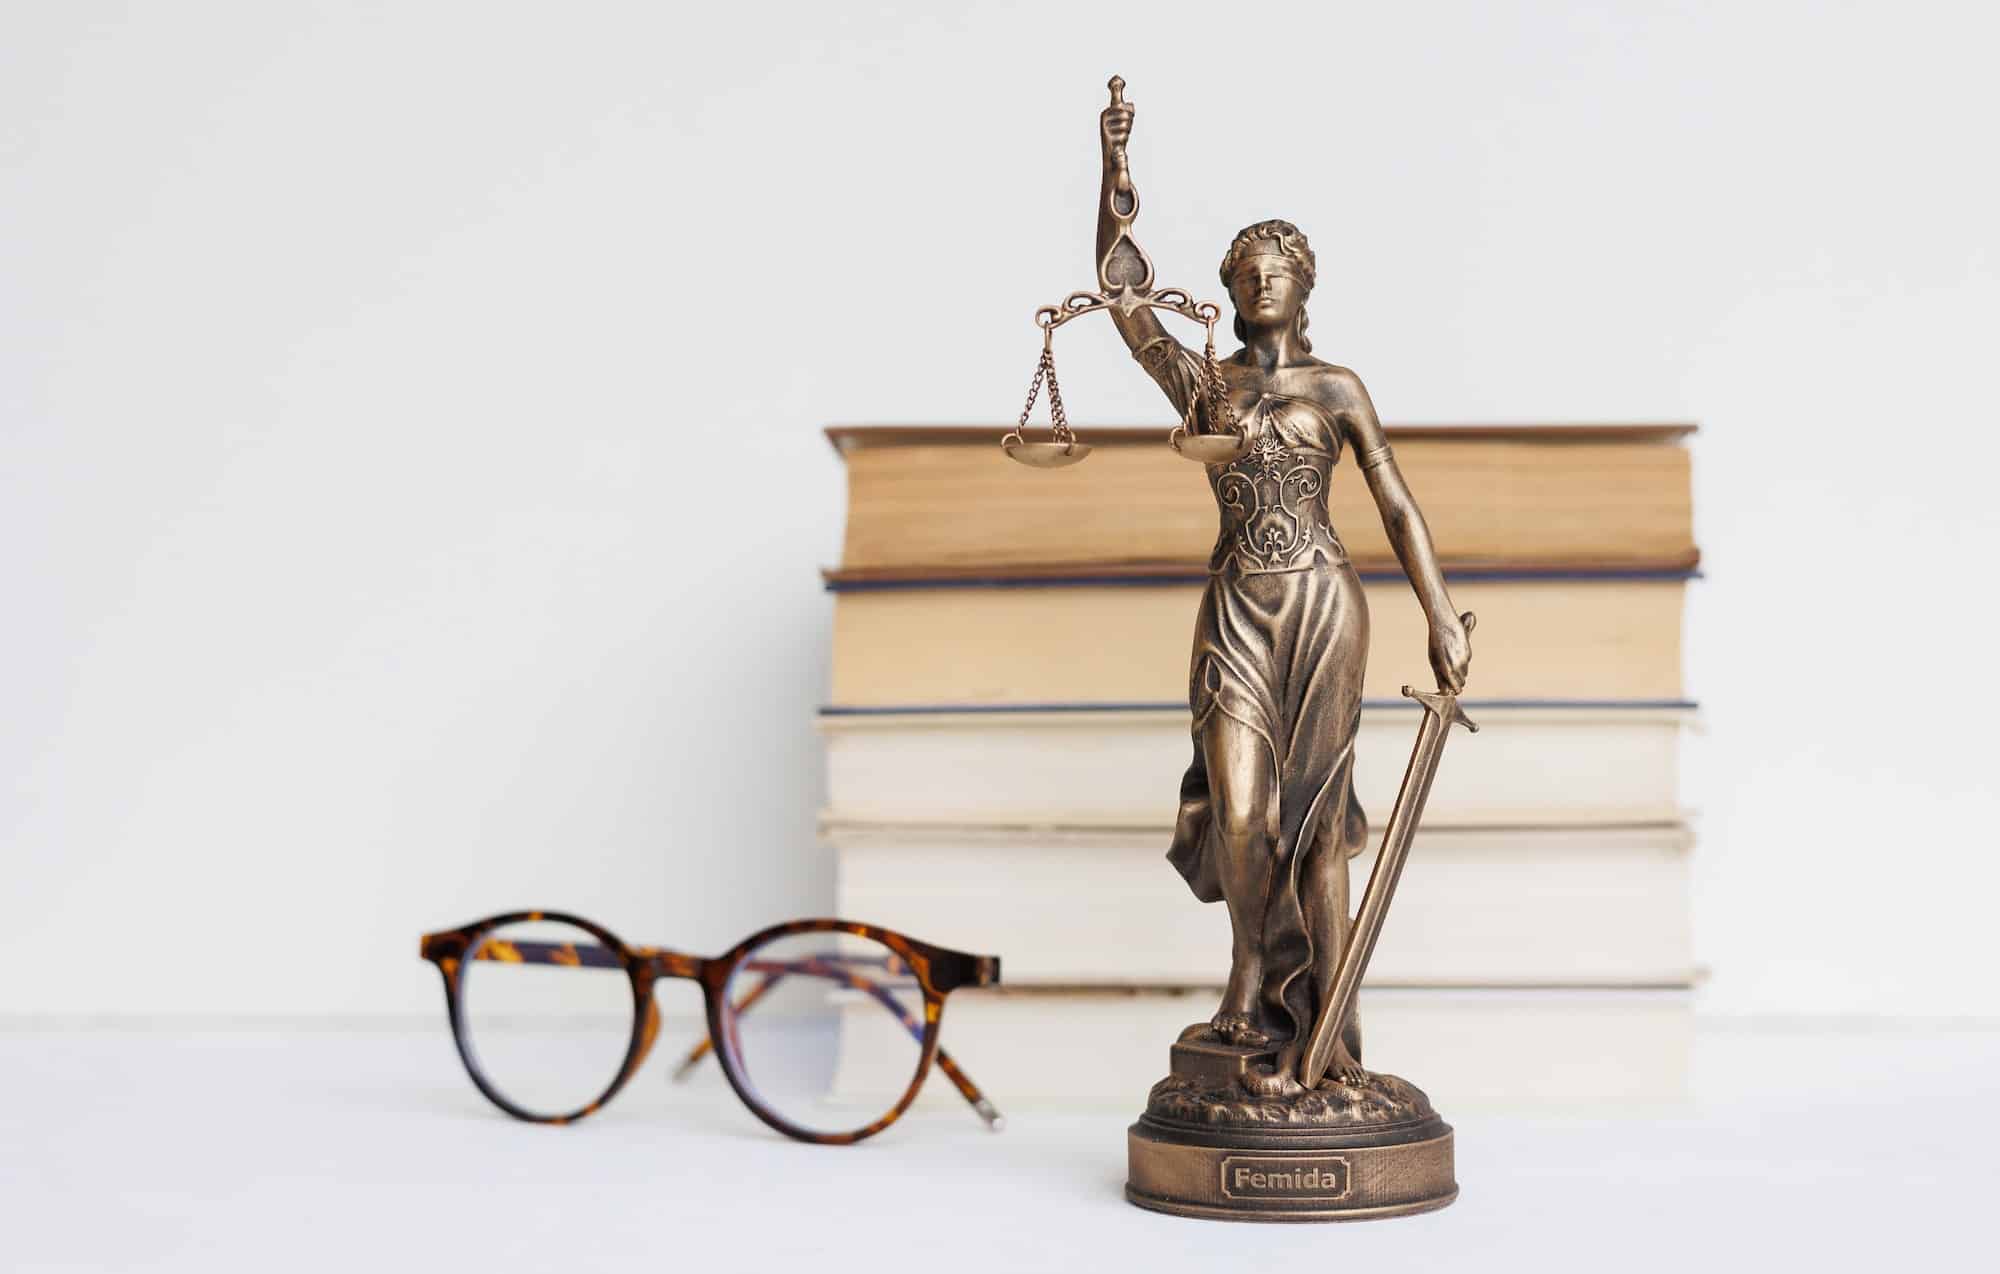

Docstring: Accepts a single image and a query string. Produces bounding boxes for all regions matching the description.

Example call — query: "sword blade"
[1298,684,1478,1089]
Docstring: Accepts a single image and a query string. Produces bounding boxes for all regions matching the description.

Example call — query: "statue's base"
[1126,1119,1456,1222]
[1124,1026,1457,1222]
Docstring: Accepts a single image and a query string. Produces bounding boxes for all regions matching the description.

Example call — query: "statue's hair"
[1220,219,1316,351]
[1219,219,1317,288]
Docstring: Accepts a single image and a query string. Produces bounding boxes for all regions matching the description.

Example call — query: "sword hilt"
[1404,611,1478,732]
[1402,685,1478,734]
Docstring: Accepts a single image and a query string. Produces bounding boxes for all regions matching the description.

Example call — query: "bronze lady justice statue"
[1005,79,1479,1220]
[1096,93,1471,1093]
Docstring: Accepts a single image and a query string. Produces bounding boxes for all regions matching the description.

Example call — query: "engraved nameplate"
[1219,1155,1351,1201]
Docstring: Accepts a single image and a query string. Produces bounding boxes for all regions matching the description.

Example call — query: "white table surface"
[3,1020,1995,1272]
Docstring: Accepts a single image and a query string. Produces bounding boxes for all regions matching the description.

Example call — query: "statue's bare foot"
[1240,1062,1303,1098]
[1215,954,1262,1033]
[1315,1045,1371,1089]
[1207,1012,1271,1048]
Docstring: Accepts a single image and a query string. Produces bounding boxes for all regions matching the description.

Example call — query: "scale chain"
[1195,323,1237,437]
[1015,344,1075,446]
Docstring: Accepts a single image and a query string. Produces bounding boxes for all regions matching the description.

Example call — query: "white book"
[825,821,1695,987]
[819,704,1693,829]
[839,986,1692,1109]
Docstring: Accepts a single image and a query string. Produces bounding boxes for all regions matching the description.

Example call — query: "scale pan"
[1004,440,1093,468]
[1171,432,1250,465]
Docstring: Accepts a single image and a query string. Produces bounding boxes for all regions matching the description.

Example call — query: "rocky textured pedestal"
[1125,1026,1457,1222]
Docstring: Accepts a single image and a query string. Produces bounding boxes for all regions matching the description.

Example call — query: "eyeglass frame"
[418,910,1004,1145]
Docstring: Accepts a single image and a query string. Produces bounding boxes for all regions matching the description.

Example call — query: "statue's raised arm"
[1096,78,1156,304]
[1095,79,1199,410]
[1005,77,1239,468]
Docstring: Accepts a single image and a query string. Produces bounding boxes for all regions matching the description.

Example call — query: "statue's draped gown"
[1138,338,1370,1050]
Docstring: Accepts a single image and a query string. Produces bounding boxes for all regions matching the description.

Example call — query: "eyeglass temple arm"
[670,971,785,1079]
[672,959,1003,1131]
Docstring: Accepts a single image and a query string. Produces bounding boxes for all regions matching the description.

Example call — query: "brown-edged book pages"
[827,576,1685,708]
[829,424,1696,576]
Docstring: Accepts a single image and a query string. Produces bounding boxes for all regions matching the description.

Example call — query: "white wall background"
[3,1,1995,1019]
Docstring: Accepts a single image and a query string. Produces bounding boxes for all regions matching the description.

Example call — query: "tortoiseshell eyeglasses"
[418,911,1004,1144]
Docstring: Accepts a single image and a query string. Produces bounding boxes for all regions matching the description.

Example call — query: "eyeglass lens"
[720,930,930,1136]
[460,918,634,1118]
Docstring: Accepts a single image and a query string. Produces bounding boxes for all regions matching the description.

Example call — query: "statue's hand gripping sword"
[1298,613,1478,1090]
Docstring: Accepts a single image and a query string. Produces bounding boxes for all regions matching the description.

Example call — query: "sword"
[1298,612,1478,1090]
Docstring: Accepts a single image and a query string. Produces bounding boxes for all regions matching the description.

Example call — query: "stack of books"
[820,424,1698,1107]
